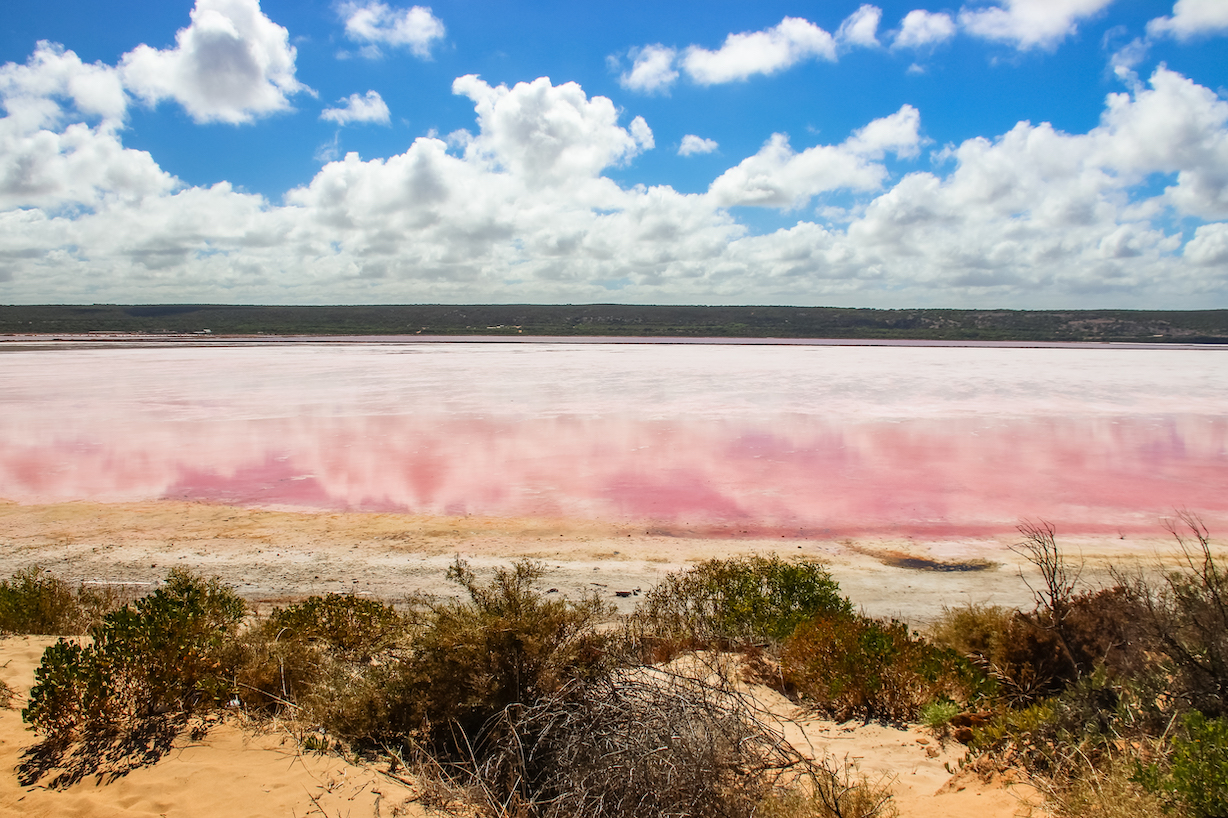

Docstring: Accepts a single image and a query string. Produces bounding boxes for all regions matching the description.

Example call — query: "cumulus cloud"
[0,41,127,130]
[339,2,445,58]
[120,0,306,124]
[1147,0,1228,40]
[892,10,957,49]
[617,45,678,94]
[708,105,922,209]
[679,135,719,156]
[681,17,837,85]
[2,63,1228,308]
[451,75,652,187]
[321,90,391,125]
[1184,223,1228,265]
[959,0,1116,50]
[837,5,882,48]
[0,43,173,210]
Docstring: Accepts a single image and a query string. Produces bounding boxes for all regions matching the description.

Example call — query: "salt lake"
[2,339,1225,539]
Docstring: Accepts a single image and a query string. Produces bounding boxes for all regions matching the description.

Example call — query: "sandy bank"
[0,636,1035,818]
[0,499,1203,622]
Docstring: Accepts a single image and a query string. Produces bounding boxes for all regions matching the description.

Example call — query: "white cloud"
[339,2,445,58]
[1184,223,1228,266]
[679,135,719,156]
[0,41,127,130]
[893,10,957,49]
[2,65,1228,309]
[321,90,391,125]
[0,43,173,210]
[120,0,306,124]
[451,75,651,187]
[1147,0,1228,40]
[629,116,655,151]
[708,105,922,209]
[618,45,678,94]
[681,17,837,85]
[837,5,883,48]
[958,0,1116,50]
[0,122,176,211]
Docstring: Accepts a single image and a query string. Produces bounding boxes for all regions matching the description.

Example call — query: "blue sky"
[1,0,1226,308]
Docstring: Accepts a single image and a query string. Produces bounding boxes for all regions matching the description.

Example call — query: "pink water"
[2,342,1225,537]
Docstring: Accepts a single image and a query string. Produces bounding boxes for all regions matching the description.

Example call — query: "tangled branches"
[470,667,809,818]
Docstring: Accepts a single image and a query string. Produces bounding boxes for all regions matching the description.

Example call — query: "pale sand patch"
[0,499,1200,621]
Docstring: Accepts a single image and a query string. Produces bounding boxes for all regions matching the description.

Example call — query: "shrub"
[1170,711,1228,818]
[1124,513,1228,718]
[0,567,84,635]
[228,594,405,723]
[1136,711,1228,818]
[23,570,246,739]
[264,593,405,661]
[629,556,852,653]
[919,699,960,731]
[376,559,611,754]
[782,614,982,722]
[472,668,811,818]
[927,603,1013,667]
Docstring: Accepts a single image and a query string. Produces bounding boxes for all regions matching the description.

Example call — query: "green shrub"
[973,669,1167,780]
[23,570,246,739]
[264,593,405,661]
[630,556,852,653]
[919,699,960,730]
[1136,711,1228,818]
[1171,711,1228,818]
[368,559,611,754]
[782,614,982,722]
[0,567,84,635]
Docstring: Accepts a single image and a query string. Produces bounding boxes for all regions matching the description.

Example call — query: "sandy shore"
[0,499,1199,621]
[0,636,1034,818]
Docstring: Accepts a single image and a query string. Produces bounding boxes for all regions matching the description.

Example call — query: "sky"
[1,0,1226,308]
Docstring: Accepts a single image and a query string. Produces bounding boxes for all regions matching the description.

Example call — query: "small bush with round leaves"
[629,555,852,654]
[23,570,246,739]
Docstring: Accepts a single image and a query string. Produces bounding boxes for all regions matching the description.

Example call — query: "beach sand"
[0,498,1196,620]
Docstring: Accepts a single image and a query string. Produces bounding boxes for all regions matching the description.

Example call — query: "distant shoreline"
[3,333,1226,351]
[3,304,1227,344]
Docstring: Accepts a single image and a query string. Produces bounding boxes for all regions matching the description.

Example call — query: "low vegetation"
[3,517,1225,817]
[4,303,1226,343]
[0,566,131,636]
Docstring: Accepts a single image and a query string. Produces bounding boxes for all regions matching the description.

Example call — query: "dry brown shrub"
[444,666,825,818]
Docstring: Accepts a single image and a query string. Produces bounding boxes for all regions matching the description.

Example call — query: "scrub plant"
[0,567,84,635]
[375,558,612,756]
[782,614,981,722]
[23,569,246,740]
[628,555,852,656]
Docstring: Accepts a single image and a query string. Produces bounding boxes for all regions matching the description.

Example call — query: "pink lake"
[1,340,1226,538]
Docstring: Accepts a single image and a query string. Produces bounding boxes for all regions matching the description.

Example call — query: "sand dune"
[0,636,1033,818]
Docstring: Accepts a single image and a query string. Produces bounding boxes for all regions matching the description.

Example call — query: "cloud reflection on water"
[1,343,1225,537]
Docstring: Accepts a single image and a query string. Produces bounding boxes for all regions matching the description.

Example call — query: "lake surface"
[2,340,1225,538]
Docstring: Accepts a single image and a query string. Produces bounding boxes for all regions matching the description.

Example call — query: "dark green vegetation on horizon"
[3,303,1228,343]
